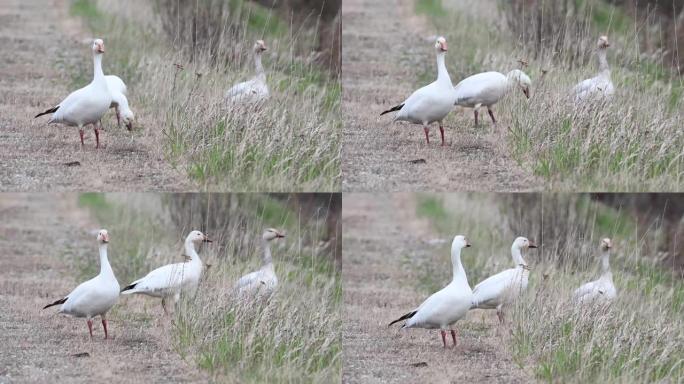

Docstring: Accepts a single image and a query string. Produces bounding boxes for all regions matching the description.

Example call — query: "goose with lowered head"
[236,228,285,295]
[453,69,531,126]
[120,230,212,315]
[470,236,537,323]
[380,36,456,145]
[225,40,269,105]
[388,235,473,348]
[35,39,112,148]
[43,230,119,339]
[573,36,614,103]
[573,238,617,304]
[104,75,134,131]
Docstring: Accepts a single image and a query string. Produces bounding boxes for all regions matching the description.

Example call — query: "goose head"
[600,237,613,251]
[263,228,285,241]
[434,36,448,53]
[122,108,135,131]
[186,230,212,244]
[451,235,471,250]
[507,69,532,98]
[597,35,610,50]
[513,236,537,250]
[97,229,110,244]
[92,38,105,54]
[254,40,267,53]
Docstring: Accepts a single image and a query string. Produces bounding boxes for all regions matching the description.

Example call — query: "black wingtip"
[387,310,417,327]
[380,103,404,116]
[34,106,59,119]
[43,297,67,309]
[121,282,137,292]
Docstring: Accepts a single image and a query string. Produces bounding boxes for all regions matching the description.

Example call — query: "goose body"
[471,237,537,323]
[388,235,472,348]
[226,40,269,105]
[573,238,617,303]
[121,231,211,314]
[43,230,119,339]
[105,75,134,130]
[35,39,112,148]
[381,37,456,145]
[453,70,531,126]
[236,228,285,295]
[574,36,614,103]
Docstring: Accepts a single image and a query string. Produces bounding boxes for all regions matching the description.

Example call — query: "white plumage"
[236,228,285,295]
[573,36,615,103]
[121,230,211,314]
[573,238,617,304]
[105,75,134,130]
[226,40,269,105]
[470,237,537,323]
[35,39,112,148]
[43,230,119,339]
[388,235,473,348]
[380,36,456,145]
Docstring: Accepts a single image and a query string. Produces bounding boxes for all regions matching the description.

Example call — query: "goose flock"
[382,35,615,144]
[389,235,618,348]
[34,37,271,148]
[43,228,285,338]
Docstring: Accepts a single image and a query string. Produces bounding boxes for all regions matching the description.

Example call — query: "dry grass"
[412,193,684,382]
[73,0,340,191]
[77,193,341,383]
[420,0,683,191]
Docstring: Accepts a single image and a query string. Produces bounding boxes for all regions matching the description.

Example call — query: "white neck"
[254,51,265,77]
[93,53,105,82]
[261,239,273,265]
[451,246,468,286]
[600,249,611,275]
[436,52,451,85]
[184,240,201,263]
[511,246,527,267]
[597,49,610,77]
[99,243,114,277]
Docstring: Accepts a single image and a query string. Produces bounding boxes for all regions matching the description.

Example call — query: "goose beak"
[440,41,448,52]
[523,88,530,99]
[465,242,471,248]
[276,232,285,238]
[203,235,212,243]
[125,121,133,131]
[528,241,537,249]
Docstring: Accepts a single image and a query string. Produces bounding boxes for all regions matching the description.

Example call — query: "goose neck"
[600,250,611,275]
[93,53,105,82]
[261,239,273,265]
[254,51,265,75]
[99,243,114,277]
[451,247,468,286]
[597,49,610,75]
[436,52,451,86]
[511,246,527,267]
[184,241,201,263]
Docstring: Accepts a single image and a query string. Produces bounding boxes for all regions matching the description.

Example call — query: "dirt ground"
[342,194,531,383]
[0,194,204,383]
[0,0,194,192]
[341,0,539,192]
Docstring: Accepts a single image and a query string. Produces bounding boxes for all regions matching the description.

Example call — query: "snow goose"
[453,69,531,126]
[235,228,285,295]
[120,230,211,314]
[470,236,537,323]
[105,75,134,130]
[380,36,456,145]
[388,235,472,348]
[573,36,614,103]
[573,238,617,304]
[43,230,120,339]
[34,39,112,148]
[225,40,269,105]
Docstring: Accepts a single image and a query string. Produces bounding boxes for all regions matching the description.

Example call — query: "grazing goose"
[453,69,531,126]
[573,36,614,103]
[120,230,211,314]
[35,39,112,148]
[105,75,134,130]
[470,237,537,323]
[225,40,269,105]
[573,238,617,304]
[388,235,472,348]
[43,230,119,339]
[236,228,285,295]
[380,36,456,145]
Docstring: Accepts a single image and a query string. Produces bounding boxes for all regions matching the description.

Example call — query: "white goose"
[470,237,537,323]
[43,230,120,339]
[225,40,269,105]
[573,238,617,304]
[453,69,531,126]
[35,39,112,148]
[573,36,614,102]
[388,235,472,348]
[381,36,456,145]
[236,228,285,295]
[105,75,134,130]
[120,230,211,314]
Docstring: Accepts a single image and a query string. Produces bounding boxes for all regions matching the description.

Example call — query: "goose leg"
[440,330,447,348]
[86,318,94,339]
[79,126,85,146]
[161,298,169,315]
[450,329,458,346]
[101,315,109,339]
[487,107,497,125]
[496,307,504,324]
[474,110,479,127]
[93,122,101,149]
[439,123,445,146]
[115,107,121,129]
[423,125,430,144]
